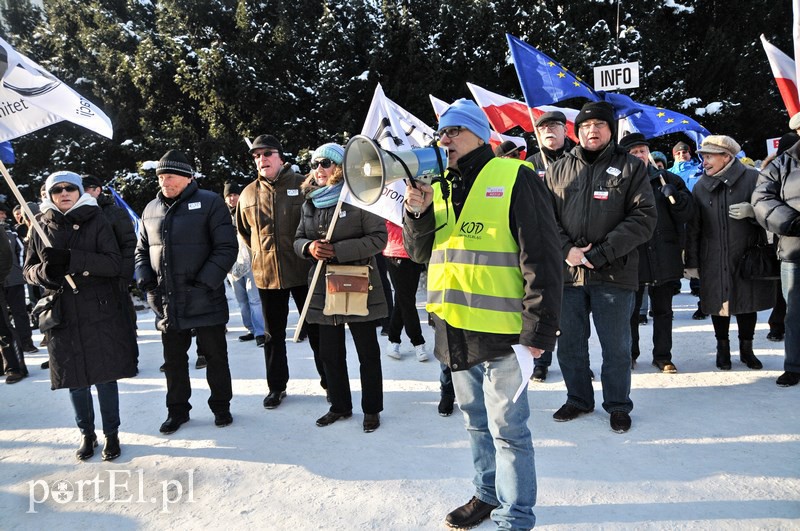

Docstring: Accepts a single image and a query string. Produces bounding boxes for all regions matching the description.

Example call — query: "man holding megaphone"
[403,99,563,531]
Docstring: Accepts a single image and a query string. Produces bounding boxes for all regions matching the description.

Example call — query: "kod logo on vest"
[459,221,485,239]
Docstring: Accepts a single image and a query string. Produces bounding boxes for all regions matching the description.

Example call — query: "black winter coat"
[294,177,388,326]
[753,140,800,262]
[686,159,776,316]
[545,142,657,291]
[636,166,694,284]
[97,193,137,282]
[23,200,137,390]
[135,181,237,332]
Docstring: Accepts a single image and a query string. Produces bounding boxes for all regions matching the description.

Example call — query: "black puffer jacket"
[135,180,237,332]
[637,166,694,284]
[686,159,776,316]
[24,198,137,390]
[545,142,657,291]
[753,140,800,262]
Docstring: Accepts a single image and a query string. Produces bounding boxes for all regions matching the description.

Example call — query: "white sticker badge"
[606,167,622,177]
[188,202,201,210]
[287,189,299,197]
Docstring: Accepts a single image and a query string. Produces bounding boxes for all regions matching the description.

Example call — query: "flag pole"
[0,160,78,292]
[292,198,345,342]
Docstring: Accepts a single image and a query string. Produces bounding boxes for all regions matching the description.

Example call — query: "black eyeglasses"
[50,185,79,194]
[311,158,334,169]
[436,126,463,139]
[252,150,278,159]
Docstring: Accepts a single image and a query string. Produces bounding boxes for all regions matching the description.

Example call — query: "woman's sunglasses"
[311,158,334,170]
[50,185,79,195]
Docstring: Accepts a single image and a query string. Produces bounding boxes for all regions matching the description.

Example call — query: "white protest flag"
[341,84,436,224]
[0,36,112,142]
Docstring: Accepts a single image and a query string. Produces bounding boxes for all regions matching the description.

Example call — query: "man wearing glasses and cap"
[404,99,562,531]
[236,135,322,409]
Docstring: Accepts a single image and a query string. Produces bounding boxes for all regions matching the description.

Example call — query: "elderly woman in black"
[24,171,137,461]
[294,143,388,432]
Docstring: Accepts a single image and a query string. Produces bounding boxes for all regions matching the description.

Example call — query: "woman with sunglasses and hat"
[23,171,137,461]
[294,143,388,433]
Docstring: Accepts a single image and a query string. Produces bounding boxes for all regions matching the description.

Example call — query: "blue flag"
[0,141,14,164]
[507,34,709,142]
[108,185,141,238]
[506,34,598,107]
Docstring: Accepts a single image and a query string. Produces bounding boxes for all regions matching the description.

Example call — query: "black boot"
[716,339,731,370]
[76,433,98,461]
[102,434,121,461]
[739,339,762,369]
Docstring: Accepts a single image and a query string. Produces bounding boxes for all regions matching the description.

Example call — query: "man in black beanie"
[135,149,238,433]
[545,100,656,433]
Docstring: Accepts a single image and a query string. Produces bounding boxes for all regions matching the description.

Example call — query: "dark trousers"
[319,320,383,415]
[69,382,120,436]
[5,284,33,348]
[161,324,232,416]
[711,313,757,342]
[631,282,678,362]
[0,288,24,374]
[258,285,322,393]
[439,363,454,398]
[375,254,393,332]
[386,257,425,346]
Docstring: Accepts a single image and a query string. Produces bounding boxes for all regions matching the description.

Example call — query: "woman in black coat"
[294,143,388,433]
[24,172,137,461]
[685,137,776,370]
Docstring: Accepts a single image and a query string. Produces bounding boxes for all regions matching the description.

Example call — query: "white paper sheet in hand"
[512,344,534,402]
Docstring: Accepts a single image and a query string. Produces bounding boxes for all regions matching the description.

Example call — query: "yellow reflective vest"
[426,158,530,334]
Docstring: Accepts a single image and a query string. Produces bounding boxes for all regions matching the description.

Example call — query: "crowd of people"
[1,98,798,531]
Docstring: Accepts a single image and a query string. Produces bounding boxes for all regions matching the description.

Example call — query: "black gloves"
[584,247,610,270]
[660,184,677,201]
[42,247,70,266]
[137,278,157,293]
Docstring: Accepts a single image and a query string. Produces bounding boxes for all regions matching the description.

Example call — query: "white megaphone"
[343,135,447,205]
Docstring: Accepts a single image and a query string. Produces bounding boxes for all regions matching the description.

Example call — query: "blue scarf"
[308,182,343,209]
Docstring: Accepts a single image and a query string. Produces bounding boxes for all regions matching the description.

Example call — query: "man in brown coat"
[236,135,321,409]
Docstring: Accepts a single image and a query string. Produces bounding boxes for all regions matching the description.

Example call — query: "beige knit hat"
[697,135,740,157]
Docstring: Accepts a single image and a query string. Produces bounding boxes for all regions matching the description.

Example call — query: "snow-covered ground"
[1,280,798,530]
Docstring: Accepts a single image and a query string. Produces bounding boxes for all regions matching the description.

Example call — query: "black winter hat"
[156,149,193,178]
[81,174,103,189]
[223,181,243,197]
[250,134,282,154]
[777,132,800,155]
[618,132,649,151]
[574,101,615,137]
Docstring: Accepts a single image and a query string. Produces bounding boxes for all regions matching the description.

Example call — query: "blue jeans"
[69,382,120,436]
[231,271,265,337]
[781,262,800,373]
[557,285,634,414]
[452,354,536,530]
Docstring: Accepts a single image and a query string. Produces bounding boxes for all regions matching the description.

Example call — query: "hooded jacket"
[24,195,136,389]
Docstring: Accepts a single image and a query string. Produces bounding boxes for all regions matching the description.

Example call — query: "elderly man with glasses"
[404,99,563,531]
[236,135,322,410]
[544,101,656,434]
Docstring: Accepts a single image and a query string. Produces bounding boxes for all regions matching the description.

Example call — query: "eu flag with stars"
[507,34,598,107]
[604,92,710,140]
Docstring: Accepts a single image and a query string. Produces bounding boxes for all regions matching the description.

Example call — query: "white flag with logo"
[0,36,113,142]
[341,84,436,224]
